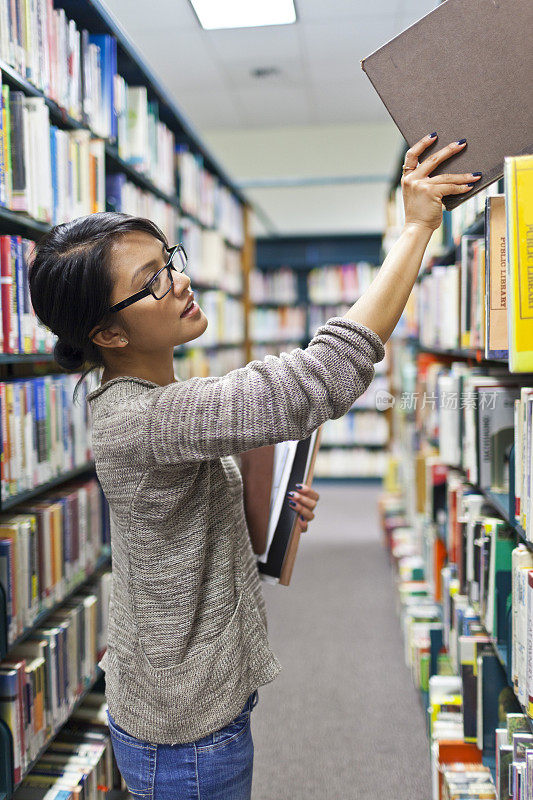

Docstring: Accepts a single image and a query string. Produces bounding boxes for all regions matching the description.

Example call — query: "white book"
[0,0,9,62]
[524,394,533,541]
[55,128,68,224]
[512,547,533,692]
[77,486,88,572]
[527,570,533,720]
[126,86,149,169]
[523,396,533,533]
[438,373,461,466]
[515,398,522,523]
[517,565,531,705]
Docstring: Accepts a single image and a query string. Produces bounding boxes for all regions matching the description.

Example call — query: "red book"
[0,236,15,353]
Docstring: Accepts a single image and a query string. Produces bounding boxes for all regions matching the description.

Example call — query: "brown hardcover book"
[485,195,508,358]
[239,444,275,558]
[360,0,533,210]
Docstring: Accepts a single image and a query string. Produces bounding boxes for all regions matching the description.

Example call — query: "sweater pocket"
[137,586,245,676]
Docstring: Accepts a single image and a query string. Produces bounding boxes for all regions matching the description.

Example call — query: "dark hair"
[29,211,168,403]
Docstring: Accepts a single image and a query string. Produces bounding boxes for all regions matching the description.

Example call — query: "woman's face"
[105,230,208,351]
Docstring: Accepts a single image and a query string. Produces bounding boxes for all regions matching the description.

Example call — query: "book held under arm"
[240,427,323,586]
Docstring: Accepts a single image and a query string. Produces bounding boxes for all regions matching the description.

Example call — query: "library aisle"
[252,484,432,800]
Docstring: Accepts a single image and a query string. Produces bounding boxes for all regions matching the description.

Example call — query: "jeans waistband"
[247,689,259,712]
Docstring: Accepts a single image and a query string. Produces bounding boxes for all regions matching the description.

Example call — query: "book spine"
[0,671,22,784]
[0,235,13,353]
[0,541,13,638]
[506,155,533,372]
[43,375,50,482]
[0,74,5,209]
[528,571,533,718]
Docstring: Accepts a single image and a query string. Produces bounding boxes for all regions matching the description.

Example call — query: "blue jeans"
[106,690,259,800]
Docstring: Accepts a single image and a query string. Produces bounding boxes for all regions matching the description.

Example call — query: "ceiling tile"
[399,0,438,12]
[301,17,398,63]
[297,0,404,22]
[394,8,437,34]
[122,28,228,90]
[233,86,312,127]
[175,89,245,128]
[104,0,199,33]
[309,80,393,124]
[218,56,308,91]
[205,24,302,62]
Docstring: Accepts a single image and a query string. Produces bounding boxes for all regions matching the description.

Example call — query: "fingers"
[292,484,319,501]
[415,139,467,178]
[286,483,318,531]
[403,132,439,170]
[288,492,316,511]
[426,173,481,185]
[432,183,474,196]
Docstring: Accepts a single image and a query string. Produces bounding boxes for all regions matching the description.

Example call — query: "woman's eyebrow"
[130,244,167,288]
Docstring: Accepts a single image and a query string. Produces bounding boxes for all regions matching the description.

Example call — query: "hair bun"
[53,339,85,371]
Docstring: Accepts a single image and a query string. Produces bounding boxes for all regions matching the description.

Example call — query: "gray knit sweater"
[86,317,384,745]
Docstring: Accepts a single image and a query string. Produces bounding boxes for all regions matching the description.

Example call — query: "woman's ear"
[91,327,126,349]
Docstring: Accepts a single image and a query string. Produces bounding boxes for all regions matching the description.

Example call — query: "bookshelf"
[380,147,533,796]
[0,0,253,797]
[254,234,390,482]
[0,0,254,379]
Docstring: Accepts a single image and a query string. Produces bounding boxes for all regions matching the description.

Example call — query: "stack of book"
[0,474,110,646]
[8,689,128,799]
[307,262,376,304]
[249,307,306,344]
[1,371,100,502]
[381,142,533,798]
[0,82,106,224]
[0,587,113,791]
[177,146,244,247]
[251,253,391,479]
[0,235,56,355]
[181,220,244,295]
[249,267,299,305]
[105,173,180,245]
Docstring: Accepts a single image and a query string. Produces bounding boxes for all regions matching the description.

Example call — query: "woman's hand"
[402,134,482,234]
[286,484,320,532]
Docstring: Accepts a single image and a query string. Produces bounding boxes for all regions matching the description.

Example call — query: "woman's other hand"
[401,134,481,234]
[286,484,320,532]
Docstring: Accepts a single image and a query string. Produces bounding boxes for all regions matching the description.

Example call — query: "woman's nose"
[174,275,191,296]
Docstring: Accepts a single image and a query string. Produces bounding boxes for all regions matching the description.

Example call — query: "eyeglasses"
[108,244,188,314]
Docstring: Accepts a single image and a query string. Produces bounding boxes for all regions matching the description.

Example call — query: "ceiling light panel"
[189,0,297,30]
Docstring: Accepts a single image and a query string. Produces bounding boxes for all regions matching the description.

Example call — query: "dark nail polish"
[472,172,482,176]
[287,491,295,497]
[429,132,437,137]
[456,138,467,145]
[467,183,475,187]
[295,483,302,489]
[300,515,305,521]
[289,500,296,507]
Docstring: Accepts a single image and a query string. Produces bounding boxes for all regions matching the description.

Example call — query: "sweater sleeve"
[149,317,385,464]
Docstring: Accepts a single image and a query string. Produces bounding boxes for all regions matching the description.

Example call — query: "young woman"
[28,134,480,800]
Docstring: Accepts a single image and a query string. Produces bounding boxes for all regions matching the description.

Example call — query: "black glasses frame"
[108,244,188,314]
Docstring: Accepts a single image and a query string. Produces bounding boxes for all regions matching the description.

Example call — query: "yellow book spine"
[506,154,533,372]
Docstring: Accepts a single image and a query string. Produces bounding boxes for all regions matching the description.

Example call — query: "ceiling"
[103,0,438,129]
[102,0,437,236]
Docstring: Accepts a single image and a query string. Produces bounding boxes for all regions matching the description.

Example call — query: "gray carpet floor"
[250,483,432,800]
